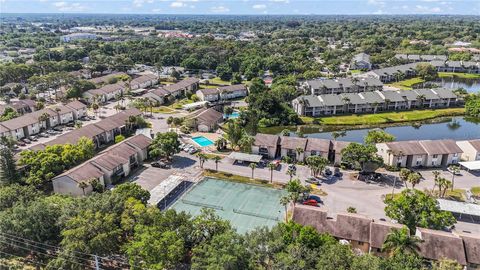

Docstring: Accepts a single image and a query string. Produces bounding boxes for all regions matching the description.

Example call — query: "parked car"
[29,136,38,142]
[324,167,332,176]
[53,126,63,132]
[151,162,170,169]
[334,167,341,177]
[302,199,319,207]
[22,138,31,144]
[188,148,198,154]
[16,141,26,146]
[307,195,322,204]
[288,164,297,171]
[447,166,461,175]
[306,177,320,184]
[38,133,49,138]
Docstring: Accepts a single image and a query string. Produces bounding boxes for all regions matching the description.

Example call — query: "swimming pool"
[192,136,214,147]
[224,112,240,119]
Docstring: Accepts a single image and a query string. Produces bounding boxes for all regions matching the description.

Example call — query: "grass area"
[384,193,403,201]
[199,84,219,89]
[151,106,177,114]
[386,77,425,90]
[471,187,480,198]
[168,98,194,109]
[309,186,328,196]
[203,169,284,189]
[301,108,465,126]
[430,189,467,202]
[207,77,231,85]
[438,72,480,79]
[349,69,363,74]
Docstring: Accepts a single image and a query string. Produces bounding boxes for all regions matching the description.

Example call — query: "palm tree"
[295,147,304,162]
[448,165,460,191]
[286,168,296,181]
[382,227,422,256]
[407,172,421,189]
[280,195,291,222]
[267,162,276,183]
[77,181,89,196]
[197,153,208,169]
[399,168,412,188]
[416,94,426,108]
[38,112,51,129]
[214,137,227,151]
[249,163,257,179]
[212,156,222,171]
[432,170,441,193]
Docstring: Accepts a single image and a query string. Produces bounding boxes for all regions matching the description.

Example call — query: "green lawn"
[301,108,465,126]
[471,187,480,198]
[168,98,194,109]
[199,84,219,89]
[207,77,231,85]
[386,77,425,90]
[349,69,363,74]
[203,169,284,188]
[151,106,177,114]
[438,72,480,79]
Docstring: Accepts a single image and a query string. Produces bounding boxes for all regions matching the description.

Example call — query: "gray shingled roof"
[318,94,344,106]
[380,90,405,102]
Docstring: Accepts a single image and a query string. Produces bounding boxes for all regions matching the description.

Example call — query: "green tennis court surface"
[171,177,287,234]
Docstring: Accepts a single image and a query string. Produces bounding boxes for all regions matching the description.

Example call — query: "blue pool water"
[192,136,214,147]
[224,112,240,119]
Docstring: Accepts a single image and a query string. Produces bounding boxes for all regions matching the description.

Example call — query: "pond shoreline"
[259,115,463,134]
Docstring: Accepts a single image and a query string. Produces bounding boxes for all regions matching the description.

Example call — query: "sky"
[0,0,479,15]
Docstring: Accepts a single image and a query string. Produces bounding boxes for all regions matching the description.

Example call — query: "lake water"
[294,117,480,143]
[437,78,480,93]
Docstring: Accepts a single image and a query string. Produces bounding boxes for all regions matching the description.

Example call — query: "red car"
[302,199,319,207]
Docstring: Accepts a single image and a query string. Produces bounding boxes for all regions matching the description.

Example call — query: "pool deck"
[188,132,222,149]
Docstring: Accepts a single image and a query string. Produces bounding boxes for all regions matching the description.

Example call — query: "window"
[453,153,458,157]
[433,154,438,159]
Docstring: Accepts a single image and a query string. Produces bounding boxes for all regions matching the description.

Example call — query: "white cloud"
[252,4,267,9]
[170,1,185,8]
[415,4,442,13]
[210,6,230,13]
[52,1,87,12]
[269,0,289,3]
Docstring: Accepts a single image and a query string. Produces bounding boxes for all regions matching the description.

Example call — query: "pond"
[436,78,480,93]
[288,117,480,143]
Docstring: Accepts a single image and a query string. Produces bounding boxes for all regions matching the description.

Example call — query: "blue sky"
[1,0,479,15]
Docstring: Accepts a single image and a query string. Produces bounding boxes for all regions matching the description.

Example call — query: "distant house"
[84,82,125,104]
[293,205,479,267]
[350,53,372,70]
[252,134,280,159]
[301,77,383,95]
[377,139,463,168]
[143,88,172,105]
[358,63,420,83]
[52,134,152,196]
[186,108,223,132]
[394,54,447,63]
[162,77,200,98]
[304,138,330,159]
[130,74,158,90]
[196,84,247,102]
[279,136,308,161]
[88,72,128,85]
[60,33,97,42]
[456,140,480,161]
[292,88,460,117]
[65,100,88,119]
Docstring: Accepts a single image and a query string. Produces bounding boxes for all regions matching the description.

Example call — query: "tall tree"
[382,226,422,256]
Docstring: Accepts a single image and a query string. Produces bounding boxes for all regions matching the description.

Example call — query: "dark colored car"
[288,164,297,171]
[307,195,322,204]
[334,167,341,177]
[324,167,332,176]
[151,162,170,169]
[302,199,319,207]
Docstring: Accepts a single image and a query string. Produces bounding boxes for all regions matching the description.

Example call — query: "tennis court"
[171,177,287,234]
